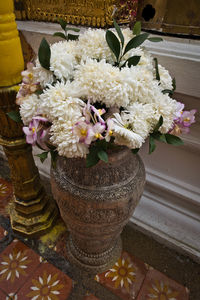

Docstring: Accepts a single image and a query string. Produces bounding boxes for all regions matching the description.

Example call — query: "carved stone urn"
[51,147,145,273]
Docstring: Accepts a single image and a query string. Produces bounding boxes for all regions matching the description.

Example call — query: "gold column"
[0,0,58,235]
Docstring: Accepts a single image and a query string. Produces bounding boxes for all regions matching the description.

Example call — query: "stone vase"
[51,147,145,273]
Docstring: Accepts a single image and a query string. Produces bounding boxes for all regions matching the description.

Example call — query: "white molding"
[132,168,200,262]
[16,21,200,62]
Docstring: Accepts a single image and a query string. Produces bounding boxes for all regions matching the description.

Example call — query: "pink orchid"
[16,62,39,105]
[90,122,106,141]
[105,119,114,142]
[23,116,50,148]
[170,108,197,135]
[91,105,106,124]
[73,121,93,145]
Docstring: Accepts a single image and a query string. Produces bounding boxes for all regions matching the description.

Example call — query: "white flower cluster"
[19,27,179,158]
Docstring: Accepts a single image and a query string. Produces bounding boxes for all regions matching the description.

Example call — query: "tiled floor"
[0,177,192,299]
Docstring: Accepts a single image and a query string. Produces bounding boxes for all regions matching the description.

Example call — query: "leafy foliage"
[38,38,51,70]
[7,111,22,123]
[154,58,160,81]
[148,37,163,42]
[132,21,141,36]
[106,30,121,62]
[53,19,80,41]
[36,151,49,163]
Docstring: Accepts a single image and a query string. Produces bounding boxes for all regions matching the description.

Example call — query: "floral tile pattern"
[136,268,189,300]
[0,240,41,295]
[95,251,148,300]
[17,261,73,299]
[0,226,7,239]
[0,178,13,217]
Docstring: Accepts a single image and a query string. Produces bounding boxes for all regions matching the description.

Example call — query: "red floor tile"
[95,251,148,300]
[0,178,13,217]
[136,268,189,300]
[0,289,8,299]
[0,240,41,295]
[83,295,100,300]
[17,261,73,299]
[0,226,7,239]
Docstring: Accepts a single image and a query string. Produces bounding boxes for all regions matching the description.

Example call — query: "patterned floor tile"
[0,240,41,295]
[16,261,73,299]
[0,226,7,239]
[95,251,148,300]
[136,268,189,300]
[0,178,13,217]
[83,294,100,300]
[0,289,8,300]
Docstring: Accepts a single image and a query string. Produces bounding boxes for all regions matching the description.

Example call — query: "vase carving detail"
[51,147,145,273]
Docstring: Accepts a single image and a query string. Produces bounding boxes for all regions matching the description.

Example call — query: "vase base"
[66,236,122,274]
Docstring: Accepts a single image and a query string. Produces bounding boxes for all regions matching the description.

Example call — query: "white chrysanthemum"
[77,29,114,63]
[153,95,177,133]
[122,102,156,139]
[50,119,89,158]
[74,59,131,107]
[157,64,173,90]
[40,81,85,122]
[19,94,40,125]
[120,65,159,104]
[33,59,54,88]
[111,113,144,149]
[50,41,78,80]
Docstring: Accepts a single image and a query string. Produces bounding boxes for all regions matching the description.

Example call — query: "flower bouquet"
[15,20,196,167]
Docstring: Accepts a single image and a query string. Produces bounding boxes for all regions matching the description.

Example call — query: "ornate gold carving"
[0,89,58,236]
[20,0,137,27]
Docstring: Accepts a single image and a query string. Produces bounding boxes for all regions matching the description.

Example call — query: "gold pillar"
[0,0,58,235]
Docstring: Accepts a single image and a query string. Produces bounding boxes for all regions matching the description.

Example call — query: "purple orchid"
[16,62,39,105]
[91,105,106,124]
[23,116,50,149]
[90,122,106,141]
[73,121,93,145]
[170,108,197,135]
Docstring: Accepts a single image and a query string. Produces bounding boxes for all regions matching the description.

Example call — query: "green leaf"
[152,132,167,143]
[53,32,67,39]
[132,148,139,154]
[165,134,184,146]
[154,116,163,132]
[162,89,173,95]
[149,135,156,154]
[97,150,108,163]
[65,27,80,32]
[148,37,163,42]
[133,21,141,36]
[86,148,99,168]
[154,57,160,81]
[126,55,141,67]
[123,33,149,56]
[67,33,79,41]
[38,38,51,70]
[36,151,48,163]
[50,150,58,168]
[35,89,43,96]
[106,30,121,62]
[58,18,67,31]
[113,18,124,47]
[7,111,22,123]
[172,77,176,91]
